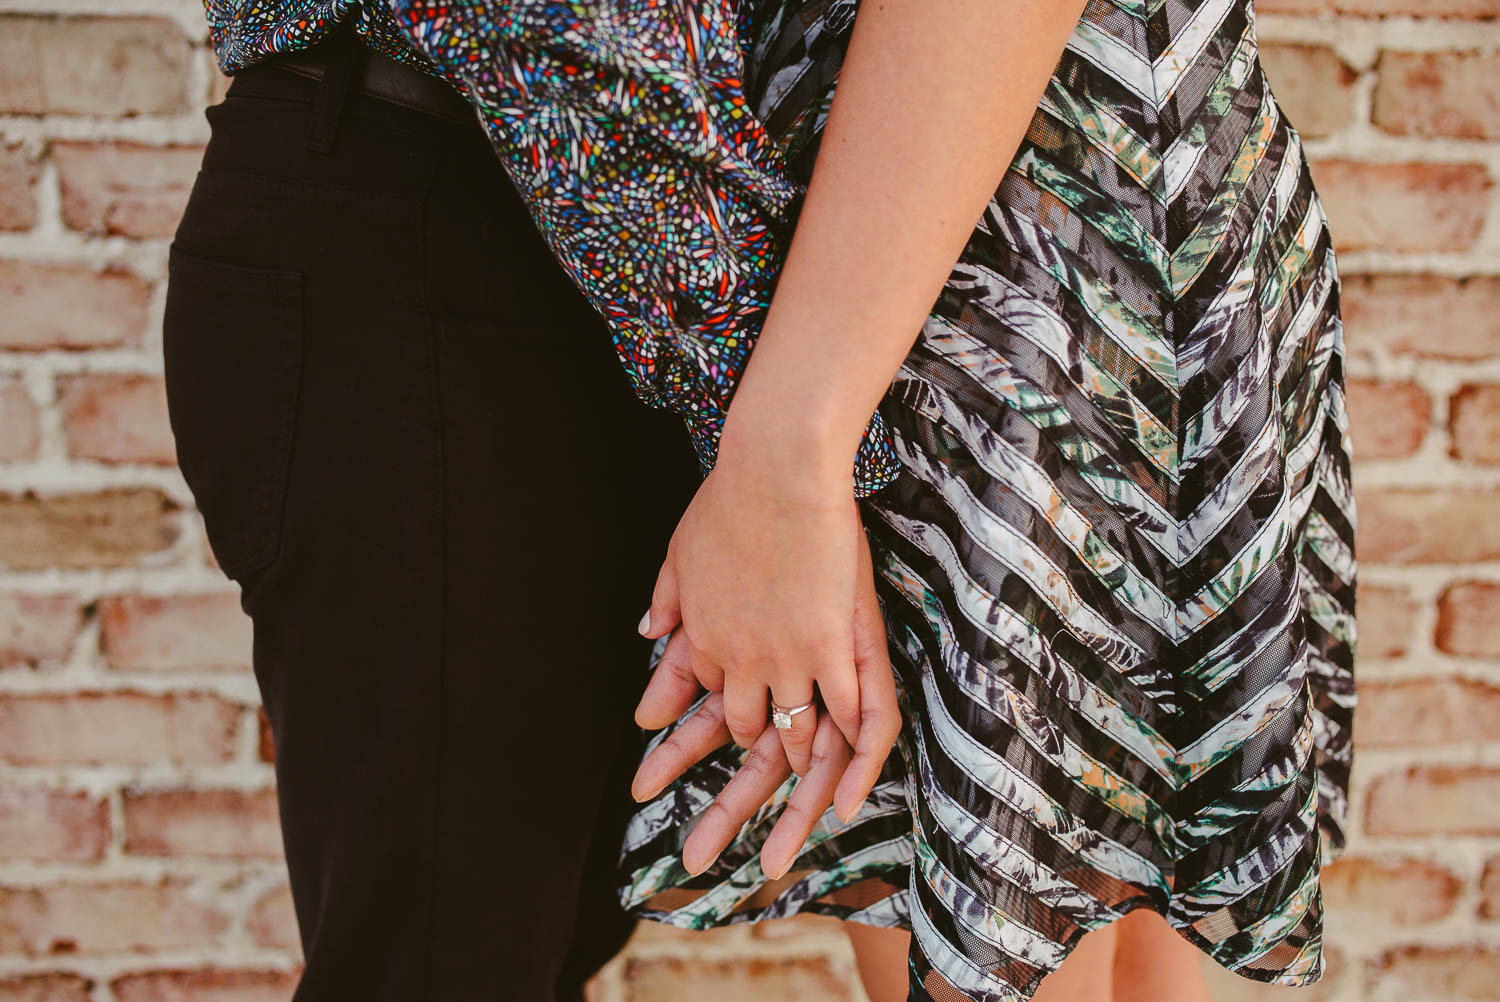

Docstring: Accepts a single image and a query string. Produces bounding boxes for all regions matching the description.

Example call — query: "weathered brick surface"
[1450,383,1500,465]
[0,376,40,463]
[1356,676,1500,745]
[53,142,203,239]
[0,3,1498,999]
[1260,44,1358,139]
[1347,379,1430,458]
[1312,160,1491,252]
[0,15,193,116]
[0,692,240,766]
[0,489,179,571]
[122,788,281,859]
[0,594,81,669]
[110,969,300,1002]
[1368,945,1500,1002]
[1354,584,1418,659]
[0,879,229,954]
[1436,581,1500,658]
[1356,488,1500,563]
[0,260,151,351]
[1374,49,1500,140]
[0,788,109,862]
[1366,766,1500,836]
[1343,274,1500,361]
[246,883,298,950]
[99,592,251,672]
[57,373,176,465]
[0,973,92,1002]
[0,142,39,232]
[1321,856,1464,924]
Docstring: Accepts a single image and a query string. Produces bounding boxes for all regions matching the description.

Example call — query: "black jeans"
[162,27,703,1002]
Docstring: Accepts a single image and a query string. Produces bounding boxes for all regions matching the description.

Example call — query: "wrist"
[717,398,862,503]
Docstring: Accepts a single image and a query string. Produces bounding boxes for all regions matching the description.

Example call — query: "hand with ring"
[629,474,901,879]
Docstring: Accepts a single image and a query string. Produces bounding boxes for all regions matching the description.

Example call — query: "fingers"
[760,711,852,879]
[682,724,792,874]
[634,629,702,730]
[833,535,903,823]
[722,671,769,751]
[768,679,818,777]
[637,541,682,639]
[631,690,732,802]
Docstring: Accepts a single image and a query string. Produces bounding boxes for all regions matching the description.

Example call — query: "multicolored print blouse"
[203,0,904,496]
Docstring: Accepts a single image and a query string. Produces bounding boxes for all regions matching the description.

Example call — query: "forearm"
[719,0,1088,494]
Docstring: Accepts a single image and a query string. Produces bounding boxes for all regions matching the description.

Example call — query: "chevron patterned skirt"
[615,1,1356,998]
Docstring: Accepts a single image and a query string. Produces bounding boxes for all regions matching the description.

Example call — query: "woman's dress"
[392,1,1357,997]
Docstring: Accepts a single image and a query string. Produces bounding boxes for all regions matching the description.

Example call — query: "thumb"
[638,547,683,638]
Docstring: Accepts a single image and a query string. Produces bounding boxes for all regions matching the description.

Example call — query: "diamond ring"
[770,698,816,730]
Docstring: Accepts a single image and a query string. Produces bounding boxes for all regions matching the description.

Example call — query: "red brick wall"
[0,2,1498,1001]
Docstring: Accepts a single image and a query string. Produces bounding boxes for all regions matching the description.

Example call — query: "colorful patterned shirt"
[201,0,903,497]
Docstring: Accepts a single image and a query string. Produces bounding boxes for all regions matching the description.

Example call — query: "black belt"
[270,32,479,131]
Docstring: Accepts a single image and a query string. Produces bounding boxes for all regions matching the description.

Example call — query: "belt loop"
[305,22,366,154]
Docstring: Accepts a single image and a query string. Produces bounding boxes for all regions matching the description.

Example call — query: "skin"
[631,0,1214,997]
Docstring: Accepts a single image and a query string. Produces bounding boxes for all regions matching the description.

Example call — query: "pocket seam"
[165,241,304,584]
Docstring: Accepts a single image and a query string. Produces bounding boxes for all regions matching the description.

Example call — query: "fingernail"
[637,609,651,636]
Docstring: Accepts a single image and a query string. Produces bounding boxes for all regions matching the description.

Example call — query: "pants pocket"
[163,241,304,584]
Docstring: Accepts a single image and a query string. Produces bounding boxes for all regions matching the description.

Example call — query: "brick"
[751,911,847,941]
[53,142,202,239]
[1436,581,1500,657]
[0,788,109,862]
[1320,856,1462,924]
[0,142,39,232]
[1259,44,1357,139]
[1311,160,1490,252]
[1257,0,1500,14]
[0,879,229,954]
[112,969,300,1002]
[0,489,179,571]
[625,957,852,1002]
[1483,857,1500,919]
[123,788,282,859]
[0,973,92,1002]
[1356,488,1500,563]
[1356,676,1500,745]
[1354,584,1418,659]
[246,883,298,950]
[100,593,252,672]
[0,376,40,463]
[257,706,275,764]
[0,691,239,766]
[1366,766,1500,836]
[1451,384,1500,465]
[1346,379,1429,458]
[57,373,175,465]
[0,260,150,351]
[1368,946,1500,1002]
[0,15,192,116]
[1374,50,1500,140]
[1343,274,1500,361]
[0,594,82,669]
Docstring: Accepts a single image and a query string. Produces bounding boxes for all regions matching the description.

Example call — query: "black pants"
[162,26,703,1002]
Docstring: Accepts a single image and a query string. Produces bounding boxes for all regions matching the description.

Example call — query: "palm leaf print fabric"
[389,0,1357,998]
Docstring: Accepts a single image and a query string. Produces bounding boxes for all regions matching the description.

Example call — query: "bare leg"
[844,918,1119,1002]
[844,923,910,1002]
[1033,919,1117,1002]
[1111,909,1212,1002]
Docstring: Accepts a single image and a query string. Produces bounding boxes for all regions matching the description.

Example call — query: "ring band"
[770,699,816,730]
